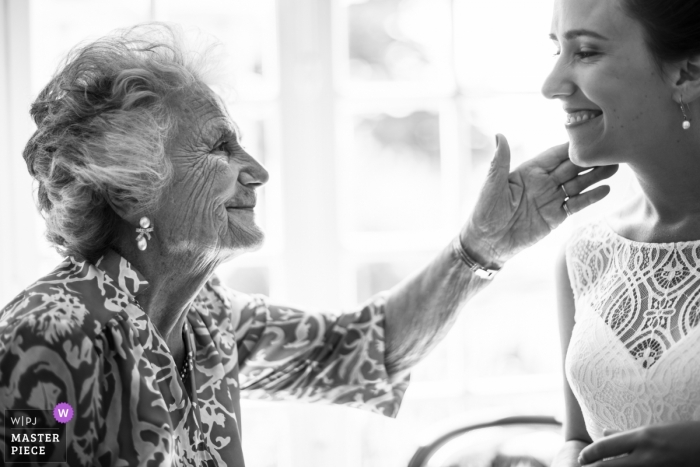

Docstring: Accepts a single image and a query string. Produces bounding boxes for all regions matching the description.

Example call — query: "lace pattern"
[565,220,700,440]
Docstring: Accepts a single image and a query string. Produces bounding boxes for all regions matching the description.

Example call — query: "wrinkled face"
[542,0,678,166]
[155,86,269,261]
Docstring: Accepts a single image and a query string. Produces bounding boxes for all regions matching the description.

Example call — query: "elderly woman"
[0,25,616,466]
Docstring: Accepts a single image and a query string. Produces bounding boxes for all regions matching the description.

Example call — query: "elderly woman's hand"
[460,134,618,268]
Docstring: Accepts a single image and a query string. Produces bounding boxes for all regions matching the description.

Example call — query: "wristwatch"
[452,236,499,280]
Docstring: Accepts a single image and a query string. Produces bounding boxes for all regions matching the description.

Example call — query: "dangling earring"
[135,217,154,251]
[680,96,692,130]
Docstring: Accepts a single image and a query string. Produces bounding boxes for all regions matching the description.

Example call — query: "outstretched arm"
[383,134,618,374]
[231,135,617,416]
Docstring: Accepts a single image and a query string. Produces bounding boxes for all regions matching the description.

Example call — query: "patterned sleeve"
[208,279,409,417]
[0,316,105,466]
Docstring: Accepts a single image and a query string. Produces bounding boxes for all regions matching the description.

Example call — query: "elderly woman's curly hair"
[24,23,216,261]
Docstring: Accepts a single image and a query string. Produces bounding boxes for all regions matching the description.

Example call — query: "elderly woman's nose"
[238,157,269,187]
[541,58,575,100]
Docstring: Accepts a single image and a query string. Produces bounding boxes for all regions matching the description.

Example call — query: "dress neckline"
[599,218,700,248]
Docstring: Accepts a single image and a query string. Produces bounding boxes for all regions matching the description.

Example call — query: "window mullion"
[276,0,341,306]
[0,0,39,305]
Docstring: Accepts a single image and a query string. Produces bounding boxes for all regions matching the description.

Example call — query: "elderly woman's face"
[156,88,269,260]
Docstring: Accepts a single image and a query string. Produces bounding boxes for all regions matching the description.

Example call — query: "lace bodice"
[565,220,700,440]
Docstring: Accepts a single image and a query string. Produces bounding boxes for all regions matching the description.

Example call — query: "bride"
[545,0,700,465]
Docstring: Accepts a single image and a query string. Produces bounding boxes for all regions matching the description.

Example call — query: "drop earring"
[680,96,692,130]
[136,217,154,251]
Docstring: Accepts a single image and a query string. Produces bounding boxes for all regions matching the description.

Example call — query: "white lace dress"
[565,220,700,441]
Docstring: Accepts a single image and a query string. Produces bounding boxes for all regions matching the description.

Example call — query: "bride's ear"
[673,54,700,103]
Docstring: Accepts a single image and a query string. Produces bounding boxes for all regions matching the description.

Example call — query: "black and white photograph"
[0,0,698,466]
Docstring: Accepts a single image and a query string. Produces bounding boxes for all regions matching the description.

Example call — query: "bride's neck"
[623,141,700,237]
[634,150,700,211]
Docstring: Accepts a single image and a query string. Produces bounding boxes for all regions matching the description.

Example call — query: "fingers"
[530,142,570,172]
[579,433,636,465]
[550,159,583,184]
[558,164,618,220]
[562,165,619,197]
[564,185,611,215]
[582,454,634,467]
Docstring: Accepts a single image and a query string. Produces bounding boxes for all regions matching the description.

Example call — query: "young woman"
[546,0,700,465]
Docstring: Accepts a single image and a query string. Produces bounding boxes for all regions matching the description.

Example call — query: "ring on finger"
[562,200,573,218]
[560,183,570,199]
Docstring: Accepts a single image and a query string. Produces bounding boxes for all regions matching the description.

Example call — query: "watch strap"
[452,236,499,280]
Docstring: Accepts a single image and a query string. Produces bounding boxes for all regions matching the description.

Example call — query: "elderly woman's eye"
[213,141,230,153]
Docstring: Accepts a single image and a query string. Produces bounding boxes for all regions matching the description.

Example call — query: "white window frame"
[0,0,44,306]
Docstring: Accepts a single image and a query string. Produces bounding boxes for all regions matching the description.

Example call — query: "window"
[1,0,627,465]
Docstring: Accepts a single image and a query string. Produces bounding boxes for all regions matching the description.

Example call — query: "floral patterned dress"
[0,250,409,466]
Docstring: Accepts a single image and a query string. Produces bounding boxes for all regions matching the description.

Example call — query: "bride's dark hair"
[623,0,700,64]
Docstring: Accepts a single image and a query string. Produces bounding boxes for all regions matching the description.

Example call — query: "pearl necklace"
[180,322,194,382]
[180,349,194,381]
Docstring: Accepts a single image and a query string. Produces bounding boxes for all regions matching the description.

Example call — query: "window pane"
[154,0,277,95]
[30,0,151,95]
[461,236,562,378]
[454,0,555,93]
[468,95,567,169]
[350,109,442,232]
[346,0,452,83]
[221,266,270,295]
[356,259,425,301]
[240,402,287,467]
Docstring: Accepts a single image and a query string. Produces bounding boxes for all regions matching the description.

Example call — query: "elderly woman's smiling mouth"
[225,189,258,212]
[226,202,256,211]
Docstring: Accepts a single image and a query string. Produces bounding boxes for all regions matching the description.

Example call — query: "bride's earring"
[680,96,692,130]
[135,217,154,251]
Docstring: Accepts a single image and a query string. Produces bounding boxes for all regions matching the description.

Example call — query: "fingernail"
[495,135,499,148]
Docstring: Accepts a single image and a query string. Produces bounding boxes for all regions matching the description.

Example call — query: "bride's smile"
[542,0,687,168]
[564,109,602,128]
